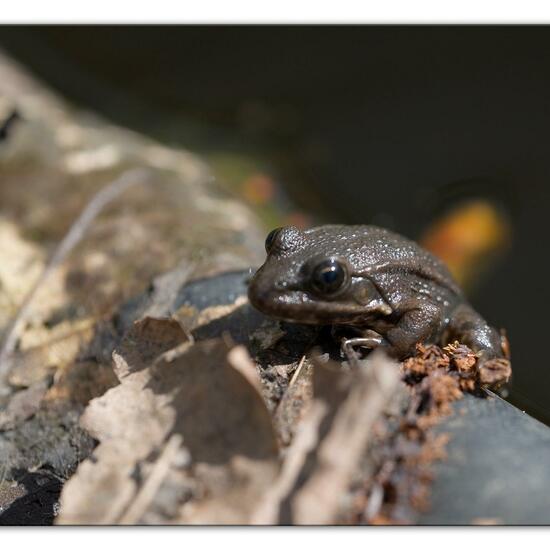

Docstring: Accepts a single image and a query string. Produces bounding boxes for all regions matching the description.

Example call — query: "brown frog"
[247,225,507,363]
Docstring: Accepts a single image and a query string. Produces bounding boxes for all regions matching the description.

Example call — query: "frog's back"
[303,224,461,296]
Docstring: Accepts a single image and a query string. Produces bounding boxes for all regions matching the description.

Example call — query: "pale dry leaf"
[148,339,278,465]
[168,343,279,524]
[112,316,190,380]
[7,318,96,387]
[0,219,45,325]
[255,351,401,525]
[194,295,248,329]
[226,345,263,394]
[291,352,400,524]
[56,317,190,524]
[251,400,327,525]
[118,434,184,525]
[57,333,279,525]
[273,356,313,447]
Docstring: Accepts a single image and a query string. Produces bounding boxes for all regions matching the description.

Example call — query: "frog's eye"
[265,227,282,253]
[311,258,348,296]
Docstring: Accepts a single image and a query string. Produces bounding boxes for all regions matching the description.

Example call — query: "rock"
[419,393,550,525]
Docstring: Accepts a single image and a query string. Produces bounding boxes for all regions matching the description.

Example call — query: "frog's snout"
[247,268,278,311]
[247,266,299,317]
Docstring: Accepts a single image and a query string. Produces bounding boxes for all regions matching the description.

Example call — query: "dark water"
[1,26,549,423]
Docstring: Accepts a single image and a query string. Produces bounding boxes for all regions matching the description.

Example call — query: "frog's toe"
[340,332,386,363]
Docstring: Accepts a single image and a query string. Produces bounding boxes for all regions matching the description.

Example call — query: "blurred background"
[0,26,548,422]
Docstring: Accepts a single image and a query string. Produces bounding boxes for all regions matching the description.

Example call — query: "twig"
[291,351,400,524]
[272,353,307,422]
[288,354,307,388]
[253,351,400,525]
[118,434,183,525]
[250,401,327,525]
[0,168,151,395]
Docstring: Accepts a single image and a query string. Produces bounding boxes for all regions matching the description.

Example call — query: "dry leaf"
[112,316,190,379]
[252,351,400,525]
[57,314,278,525]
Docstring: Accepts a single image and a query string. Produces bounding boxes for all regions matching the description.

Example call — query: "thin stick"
[250,401,327,525]
[288,354,307,388]
[118,434,183,525]
[273,354,307,421]
[0,168,151,394]
[292,352,400,524]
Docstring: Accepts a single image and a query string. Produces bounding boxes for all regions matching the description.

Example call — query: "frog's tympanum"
[248,225,506,363]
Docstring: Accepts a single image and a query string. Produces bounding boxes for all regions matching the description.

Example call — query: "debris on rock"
[349,341,512,524]
[478,358,513,387]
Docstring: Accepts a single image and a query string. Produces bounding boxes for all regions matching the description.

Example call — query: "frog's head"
[248,226,392,325]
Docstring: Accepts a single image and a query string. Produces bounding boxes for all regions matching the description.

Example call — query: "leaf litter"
[54,302,511,524]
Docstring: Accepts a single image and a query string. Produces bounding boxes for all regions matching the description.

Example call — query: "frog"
[247,224,507,364]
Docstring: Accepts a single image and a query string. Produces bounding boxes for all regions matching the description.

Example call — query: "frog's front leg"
[445,303,504,361]
[385,302,444,359]
[340,329,387,361]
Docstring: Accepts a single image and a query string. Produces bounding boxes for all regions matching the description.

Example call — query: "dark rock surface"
[420,393,550,525]
[0,470,63,526]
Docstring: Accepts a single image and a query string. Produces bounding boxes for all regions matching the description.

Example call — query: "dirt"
[346,341,512,524]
